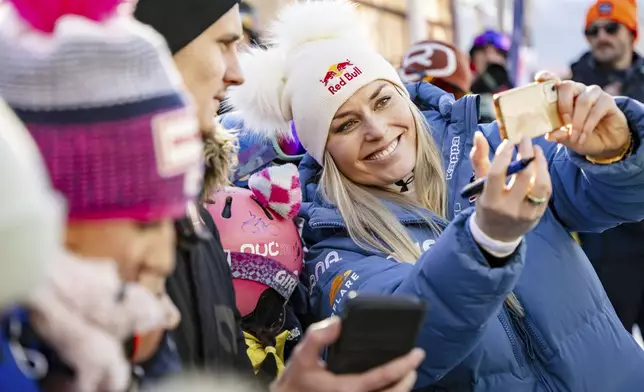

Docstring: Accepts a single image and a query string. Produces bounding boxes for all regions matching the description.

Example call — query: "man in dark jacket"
[134,2,425,391]
[135,0,251,375]
[570,0,644,333]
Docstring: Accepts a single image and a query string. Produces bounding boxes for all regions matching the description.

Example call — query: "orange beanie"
[586,0,638,38]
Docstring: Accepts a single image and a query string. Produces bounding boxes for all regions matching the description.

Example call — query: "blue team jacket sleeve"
[476,97,644,233]
[305,209,525,385]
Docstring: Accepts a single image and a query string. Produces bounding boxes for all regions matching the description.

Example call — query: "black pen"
[460,157,536,199]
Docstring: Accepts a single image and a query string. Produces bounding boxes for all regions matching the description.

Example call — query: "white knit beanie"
[226,0,406,165]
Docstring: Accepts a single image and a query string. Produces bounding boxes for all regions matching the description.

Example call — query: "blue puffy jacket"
[299,82,644,391]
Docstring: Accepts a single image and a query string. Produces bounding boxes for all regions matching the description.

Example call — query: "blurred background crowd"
[237,0,642,82]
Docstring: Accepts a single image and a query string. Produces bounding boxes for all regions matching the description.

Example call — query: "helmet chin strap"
[393,173,415,193]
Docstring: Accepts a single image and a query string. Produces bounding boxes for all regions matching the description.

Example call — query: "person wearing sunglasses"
[571,0,644,94]
[569,0,644,339]
[572,0,641,98]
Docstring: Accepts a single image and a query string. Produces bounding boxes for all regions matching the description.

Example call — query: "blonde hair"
[320,91,446,262]
[319,89,524,315]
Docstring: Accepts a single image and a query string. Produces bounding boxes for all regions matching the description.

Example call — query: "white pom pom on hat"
[267,0,372,52]
[226,0,407,165]
[226,47,289,135]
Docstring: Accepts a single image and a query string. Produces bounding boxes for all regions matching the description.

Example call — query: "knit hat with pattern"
[0,0,204,221]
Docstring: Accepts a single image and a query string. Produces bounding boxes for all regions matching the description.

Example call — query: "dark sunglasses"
[585,22,620,37]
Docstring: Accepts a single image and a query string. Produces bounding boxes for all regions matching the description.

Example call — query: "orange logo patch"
[328,270,360,311]
[329,270,352,307]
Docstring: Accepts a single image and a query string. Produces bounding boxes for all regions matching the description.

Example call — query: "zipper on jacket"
[506,305,554,392]
[310,220,345,229]
[523,318,549,355]
[498,309,524,369]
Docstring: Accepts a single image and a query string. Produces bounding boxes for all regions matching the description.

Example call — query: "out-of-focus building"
[243,0,455,66]
[353,0,455,65]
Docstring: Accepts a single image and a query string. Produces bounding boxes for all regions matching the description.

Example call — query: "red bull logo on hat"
[319,59,363,95]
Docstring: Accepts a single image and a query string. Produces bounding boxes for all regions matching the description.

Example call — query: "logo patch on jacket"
[445,136,461,180]
[598,2,613,15]
[329,270,360,311]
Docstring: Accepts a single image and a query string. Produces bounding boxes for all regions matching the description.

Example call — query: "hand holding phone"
[326,293,427,374]
[493,80,565,144]
[270,314,425,392]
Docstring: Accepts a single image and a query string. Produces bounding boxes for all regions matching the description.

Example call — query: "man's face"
[173,5,245,131]
[471,45,506,75]
[586,19,633,65]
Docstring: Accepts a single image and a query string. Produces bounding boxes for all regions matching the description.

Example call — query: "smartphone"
[493,80,564,144]
[326,292,427,374]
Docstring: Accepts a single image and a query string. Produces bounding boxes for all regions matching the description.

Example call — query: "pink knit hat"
[0,0,203,221]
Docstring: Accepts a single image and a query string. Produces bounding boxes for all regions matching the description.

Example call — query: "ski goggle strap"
[231,121,305,186]
[272,121,306,161]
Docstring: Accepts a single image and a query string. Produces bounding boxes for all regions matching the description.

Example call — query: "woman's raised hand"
[470,132,552,242]
[535,71,631,161]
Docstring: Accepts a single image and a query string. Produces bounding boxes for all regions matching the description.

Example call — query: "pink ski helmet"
[206,164,303,317]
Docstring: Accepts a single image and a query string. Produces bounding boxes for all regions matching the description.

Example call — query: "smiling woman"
[321,80,446,261]
[326,82,418,185]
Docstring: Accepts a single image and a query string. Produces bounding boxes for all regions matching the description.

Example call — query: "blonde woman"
[229,1,644,391]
